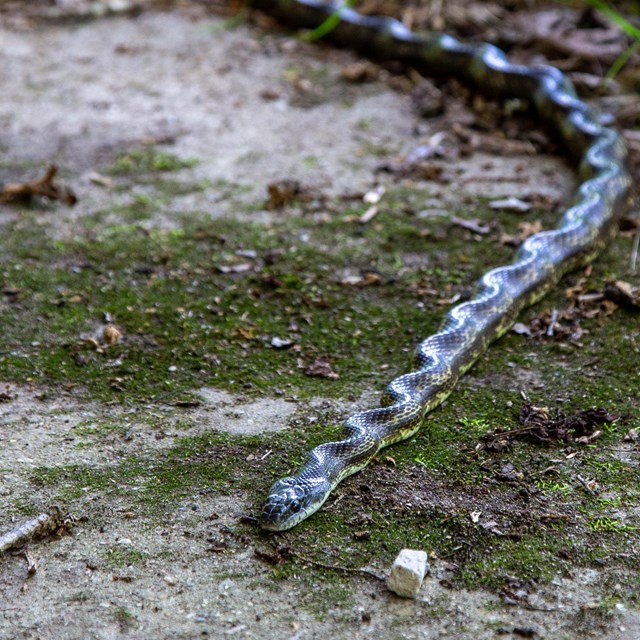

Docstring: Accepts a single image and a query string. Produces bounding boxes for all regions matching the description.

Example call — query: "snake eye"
[289,499,301,513]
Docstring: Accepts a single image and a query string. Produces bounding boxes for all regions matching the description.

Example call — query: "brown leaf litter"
[511,7,631,67]
[265,179,302,209]
[304,357,339,380]
[480,401,619,451]
[0,165,76,206]
[515,279,640,341]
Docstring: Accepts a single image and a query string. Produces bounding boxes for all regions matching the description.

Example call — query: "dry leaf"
[304,357,339,380]
[0,165,76,206]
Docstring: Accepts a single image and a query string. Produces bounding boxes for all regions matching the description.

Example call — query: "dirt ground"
[0,3,639,639]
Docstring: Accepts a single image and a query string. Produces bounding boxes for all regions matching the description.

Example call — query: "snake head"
[260,476,329,531]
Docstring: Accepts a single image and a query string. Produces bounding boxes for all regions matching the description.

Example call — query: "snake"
[254,0,634,530]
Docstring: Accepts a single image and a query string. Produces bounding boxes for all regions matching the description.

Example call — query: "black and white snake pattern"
[253,0,634,530]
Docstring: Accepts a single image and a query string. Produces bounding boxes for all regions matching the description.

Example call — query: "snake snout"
[259,477,307,531]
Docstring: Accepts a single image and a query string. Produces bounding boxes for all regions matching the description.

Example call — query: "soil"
[0,2,639,639]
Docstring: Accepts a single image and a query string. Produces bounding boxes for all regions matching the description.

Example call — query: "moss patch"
[3,170,639,600]
[106,148,200,175]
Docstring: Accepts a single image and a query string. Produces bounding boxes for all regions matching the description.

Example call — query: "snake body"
[256,0,633,531]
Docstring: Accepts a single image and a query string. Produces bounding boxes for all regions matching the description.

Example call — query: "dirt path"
[1,5,638,639]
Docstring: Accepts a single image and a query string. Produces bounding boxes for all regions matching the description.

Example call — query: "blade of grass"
[584,0,640,40]
[606,39,640,80]
[562,0,640,78]
[302,0,357,42]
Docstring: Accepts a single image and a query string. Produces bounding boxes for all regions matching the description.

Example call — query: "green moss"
[28,428,315,516]
[536,480,573,496]
[31,464,115,501]
[112,605,136,631]
[67,591,90,603]
[3,171,639,599]
[107,148,200,175]
[152,177,212,198]
[458,534,567,589]
[71,419,126,437]
[587,517,638,533]
[6,496,41,517]
[3,204,475,403]
[300,580,354,619]
[105,546,149,568]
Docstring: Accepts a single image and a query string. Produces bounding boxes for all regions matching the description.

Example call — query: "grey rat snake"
[254,0,633,530]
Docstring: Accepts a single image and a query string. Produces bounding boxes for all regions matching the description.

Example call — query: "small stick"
[0,507,68,554]
[284,546,386,582]
[577,475,598,497]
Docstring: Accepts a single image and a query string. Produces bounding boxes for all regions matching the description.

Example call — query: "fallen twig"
[281,545,386,582]
[577,475,599,497]
[631,227,639,273]
[0,165,77,206]
[0,506,72,554]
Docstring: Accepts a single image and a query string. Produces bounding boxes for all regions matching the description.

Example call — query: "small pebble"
[387,548,429,598]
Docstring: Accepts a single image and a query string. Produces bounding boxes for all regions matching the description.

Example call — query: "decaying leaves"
[265,179,302,209]
[481,401,619,450]
[0,165,77,206]
[516,277,640,342]
[0,384,16,403]
[304,357,339,380]
[512,8,630,66]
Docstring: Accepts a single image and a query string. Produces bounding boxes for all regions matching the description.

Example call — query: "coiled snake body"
[255,0,633,530]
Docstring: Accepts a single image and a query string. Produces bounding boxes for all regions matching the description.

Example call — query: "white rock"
[386,549,429,598]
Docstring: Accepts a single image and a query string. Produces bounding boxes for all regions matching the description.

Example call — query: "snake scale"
[254,0,634,530]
